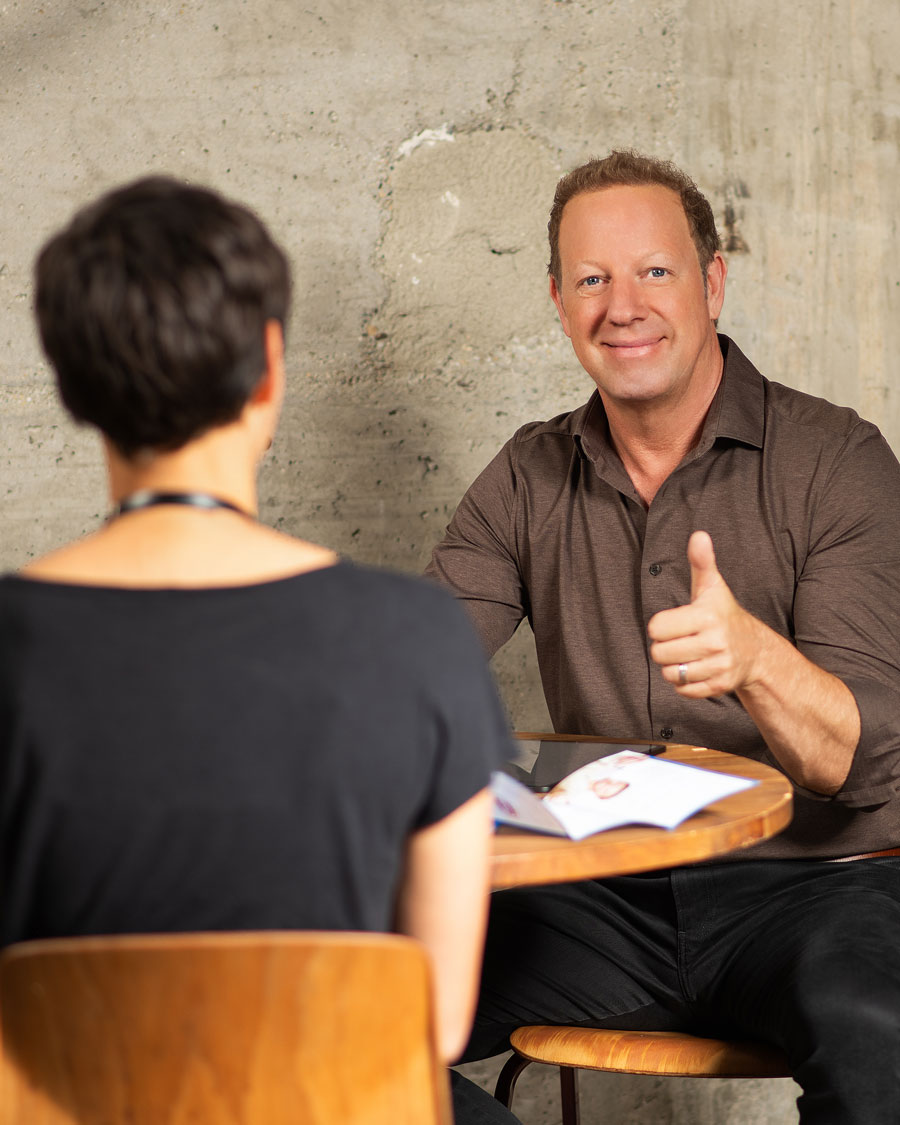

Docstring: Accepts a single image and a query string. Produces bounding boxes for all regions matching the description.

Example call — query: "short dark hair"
[547,150,720,286]
[35,176,291,457]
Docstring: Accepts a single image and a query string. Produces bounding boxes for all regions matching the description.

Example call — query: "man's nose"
[605,277,647,324]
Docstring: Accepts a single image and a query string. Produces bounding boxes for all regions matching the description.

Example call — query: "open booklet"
[492,745,757,840]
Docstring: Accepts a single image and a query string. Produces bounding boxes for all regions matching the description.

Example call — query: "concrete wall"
[2,1,898,1120]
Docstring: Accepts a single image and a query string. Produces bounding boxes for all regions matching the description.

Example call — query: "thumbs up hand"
[687,528,722,602]
[648,531,763,698]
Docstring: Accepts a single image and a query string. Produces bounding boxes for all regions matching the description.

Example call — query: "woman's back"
[0,562,507,947]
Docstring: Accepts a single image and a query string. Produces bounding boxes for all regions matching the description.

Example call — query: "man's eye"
[582,276,602,287]
[648,267,668,278]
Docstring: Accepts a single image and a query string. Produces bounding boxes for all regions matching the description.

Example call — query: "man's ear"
[705,252,727,321]
[549,276,572,338]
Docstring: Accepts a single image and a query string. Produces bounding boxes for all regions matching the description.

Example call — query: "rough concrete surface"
[2,1,899,1121]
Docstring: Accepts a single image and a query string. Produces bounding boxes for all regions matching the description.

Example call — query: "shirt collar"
[708,334,765,449]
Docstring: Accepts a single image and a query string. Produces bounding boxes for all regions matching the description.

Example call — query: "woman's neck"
[20,421,337,588]
[105,424,259,517]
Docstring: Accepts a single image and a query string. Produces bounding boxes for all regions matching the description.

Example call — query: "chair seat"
[0,931,452,1125]
[510,1025,791,1078]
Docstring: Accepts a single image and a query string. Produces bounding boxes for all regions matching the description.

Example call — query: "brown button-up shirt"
[427,336,900,859]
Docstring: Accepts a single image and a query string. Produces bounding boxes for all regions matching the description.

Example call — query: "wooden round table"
[490,734,793,890]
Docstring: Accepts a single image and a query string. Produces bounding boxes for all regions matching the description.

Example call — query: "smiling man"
[550,182,726,453]
[428,151,900,1123]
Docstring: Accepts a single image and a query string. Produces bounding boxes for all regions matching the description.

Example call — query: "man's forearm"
[735,618,860,796]
[648,531,861,795]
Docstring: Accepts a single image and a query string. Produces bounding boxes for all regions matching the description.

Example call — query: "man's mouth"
[601,337,664,356]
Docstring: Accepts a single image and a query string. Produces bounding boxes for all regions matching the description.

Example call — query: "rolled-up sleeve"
[793,422,900,806]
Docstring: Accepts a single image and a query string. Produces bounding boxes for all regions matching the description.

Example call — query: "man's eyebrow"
[567,251,676,271]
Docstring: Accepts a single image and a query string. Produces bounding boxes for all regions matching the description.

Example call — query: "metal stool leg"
[494,1053,533,1109]
[560,1065,580,1125]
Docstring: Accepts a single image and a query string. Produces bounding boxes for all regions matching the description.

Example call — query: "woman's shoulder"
[16,520,338,590]
[323,560,473,622]
[0,555,465,628]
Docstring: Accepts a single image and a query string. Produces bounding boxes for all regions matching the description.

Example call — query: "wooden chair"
[0,930,452,1125]
[494,1025,792,1123]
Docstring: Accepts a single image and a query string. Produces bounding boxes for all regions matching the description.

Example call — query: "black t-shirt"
[0,561,511,946]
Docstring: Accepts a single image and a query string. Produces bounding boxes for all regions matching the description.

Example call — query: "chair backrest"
[0,930,452,1125]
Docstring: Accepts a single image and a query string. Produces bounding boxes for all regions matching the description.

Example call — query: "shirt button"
[648,563,662,576]
[660,727,674,740]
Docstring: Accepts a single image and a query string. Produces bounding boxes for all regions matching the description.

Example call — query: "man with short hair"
[429,151,900,1121]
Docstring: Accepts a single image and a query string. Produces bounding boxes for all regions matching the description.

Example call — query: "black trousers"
[460,858,900,1124]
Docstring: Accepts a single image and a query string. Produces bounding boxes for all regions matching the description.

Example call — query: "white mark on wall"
[397,124,454,158]
[441,190,460,208]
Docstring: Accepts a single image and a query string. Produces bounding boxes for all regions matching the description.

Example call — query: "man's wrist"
[734,607,777,693]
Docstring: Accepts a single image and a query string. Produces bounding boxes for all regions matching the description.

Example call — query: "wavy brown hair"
[548,150,720,286]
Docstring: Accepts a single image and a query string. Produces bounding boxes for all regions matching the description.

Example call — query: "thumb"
[688,530,720,602]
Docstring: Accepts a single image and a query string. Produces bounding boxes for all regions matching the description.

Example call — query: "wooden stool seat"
[495,1026,791,1124]
[510,1025,790,1077]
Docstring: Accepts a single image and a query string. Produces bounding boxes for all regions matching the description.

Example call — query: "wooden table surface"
[490,734,793,890]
